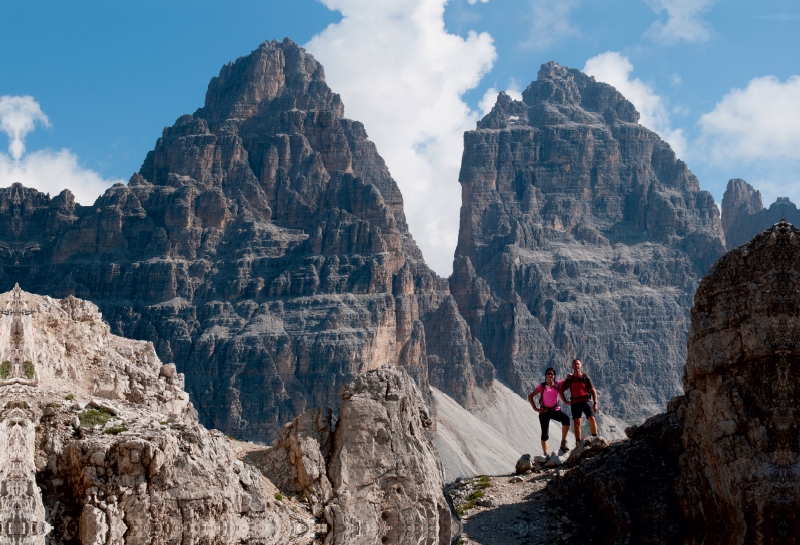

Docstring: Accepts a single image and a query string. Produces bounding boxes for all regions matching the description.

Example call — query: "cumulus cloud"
[0,95,121,205]
[698,75,800,162]
[583,52,687,158]
[521,0,580,50]
[644,0,718,43]
[306,0,496,276]
[0,96,49,160]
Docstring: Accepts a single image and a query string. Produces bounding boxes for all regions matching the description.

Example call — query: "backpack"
[564,374,592,402]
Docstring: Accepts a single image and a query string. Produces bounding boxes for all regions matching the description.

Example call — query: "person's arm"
[588,377,599,410]
[528,387,542,413]
[558,381,571,406]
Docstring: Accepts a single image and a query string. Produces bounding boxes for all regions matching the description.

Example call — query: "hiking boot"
[560,439,570,452]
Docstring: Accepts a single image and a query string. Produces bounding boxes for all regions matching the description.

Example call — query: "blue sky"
[1,0,799,275]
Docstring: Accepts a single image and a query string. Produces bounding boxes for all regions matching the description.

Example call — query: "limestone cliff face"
[452,62,726,421]
[0,39,491,441]
[721,178,800,249]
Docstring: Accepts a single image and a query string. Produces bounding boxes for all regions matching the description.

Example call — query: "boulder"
[515,454,534,473]
[566,436,610,468]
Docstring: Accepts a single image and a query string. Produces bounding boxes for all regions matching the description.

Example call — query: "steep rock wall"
[452,62,726,421]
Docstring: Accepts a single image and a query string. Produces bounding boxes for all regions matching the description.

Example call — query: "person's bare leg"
[541,440,549,454]
[588,415,598,435]
[573,419,582,441]
[560,425,570,451]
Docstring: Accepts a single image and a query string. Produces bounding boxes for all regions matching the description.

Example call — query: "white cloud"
[521,0,580,50]
[583,52,687,158]
[467,0,489,4]
[306,0,496,277]
[0,96,49,160]
[698,75,800,162]
[0,95,121,205]
[644,0,718,44]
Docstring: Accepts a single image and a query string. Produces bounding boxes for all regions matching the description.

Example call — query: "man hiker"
[560,358,599,441]
[528,367,572,454]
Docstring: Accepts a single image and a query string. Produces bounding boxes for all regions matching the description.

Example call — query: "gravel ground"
[447,467,576,545]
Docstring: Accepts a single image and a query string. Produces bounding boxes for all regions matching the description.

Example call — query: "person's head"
[572,359,583,374]
[544,367,555,383]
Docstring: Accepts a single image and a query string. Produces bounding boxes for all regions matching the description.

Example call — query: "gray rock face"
[451,62,726,421]
[0,39,490,442]
[254,365,459,545]
[721,178,800,249]
[550,398,687,544]
[679,219,800,544]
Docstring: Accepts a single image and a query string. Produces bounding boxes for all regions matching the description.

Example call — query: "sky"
[1,0,799,276]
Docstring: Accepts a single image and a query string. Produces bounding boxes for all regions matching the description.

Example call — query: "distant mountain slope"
[451,62,726,421]
[721,178,800,250]
[0,39,491,441]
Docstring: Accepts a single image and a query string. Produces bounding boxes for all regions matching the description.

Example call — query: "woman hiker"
[528,367,572,454]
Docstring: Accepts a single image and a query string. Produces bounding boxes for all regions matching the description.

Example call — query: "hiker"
[560,358,599,442]
[528,367,571,454]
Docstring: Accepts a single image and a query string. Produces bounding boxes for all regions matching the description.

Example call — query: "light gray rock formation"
[254,365,460,545]
[679,219,800,544]
[0,285,315,544]
[452,62,726,422]
[721,178,800,249]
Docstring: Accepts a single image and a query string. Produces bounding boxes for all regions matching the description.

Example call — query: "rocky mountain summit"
[451,61,726,421]
[721,178,800,249]
[0,39,490,442]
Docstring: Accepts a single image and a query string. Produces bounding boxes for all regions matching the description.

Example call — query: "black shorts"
[538,408,571,440]
[571,400,595,421]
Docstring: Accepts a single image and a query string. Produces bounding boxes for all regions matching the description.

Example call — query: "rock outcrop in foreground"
[679,219,800,543]
[550,220,800,544]
[452,62,726,421]
[721,178,800,249]
[0,39,490,442]
[252,365,459,545]
[0,285,313,544]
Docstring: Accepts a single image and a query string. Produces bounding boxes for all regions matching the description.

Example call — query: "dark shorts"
[571,400,595,421]
[538,408,571,440]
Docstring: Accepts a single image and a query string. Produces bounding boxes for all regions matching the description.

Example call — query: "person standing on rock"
[560,359,599,442]
[528,367,572,454]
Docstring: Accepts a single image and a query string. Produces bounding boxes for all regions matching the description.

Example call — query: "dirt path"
[447,467,575,545]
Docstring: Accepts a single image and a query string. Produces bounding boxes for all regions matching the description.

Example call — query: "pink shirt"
[535,380,563,410]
